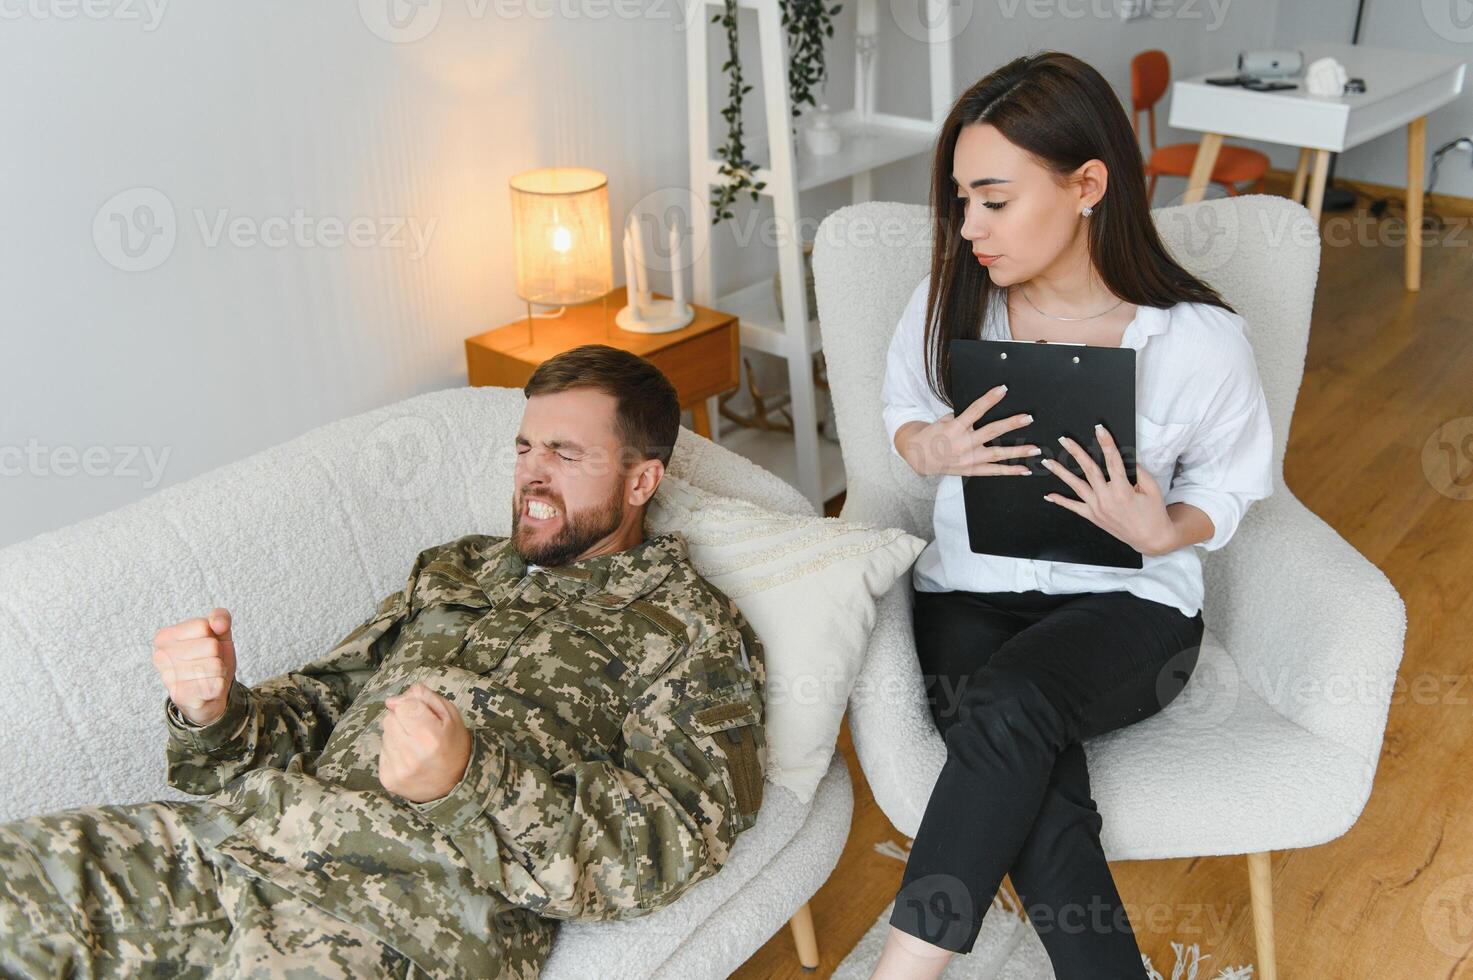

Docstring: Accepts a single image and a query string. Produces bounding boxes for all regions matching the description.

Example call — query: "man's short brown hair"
[523,344,681,466]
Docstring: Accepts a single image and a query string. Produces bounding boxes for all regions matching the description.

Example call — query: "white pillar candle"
[857,0,877,34]
[670,222,687,310]
[623,224,643,320]
[629,216,649,305]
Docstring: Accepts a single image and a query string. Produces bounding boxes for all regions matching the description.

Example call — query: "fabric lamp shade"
[509,167,611,306]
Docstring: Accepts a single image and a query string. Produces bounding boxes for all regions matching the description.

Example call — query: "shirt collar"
[1121,303,1170,351]
[476,531,688,607]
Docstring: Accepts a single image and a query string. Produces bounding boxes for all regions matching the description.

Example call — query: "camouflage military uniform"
[0,530,768,979]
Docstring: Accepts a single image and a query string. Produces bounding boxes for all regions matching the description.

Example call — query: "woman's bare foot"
[868,925,957,980]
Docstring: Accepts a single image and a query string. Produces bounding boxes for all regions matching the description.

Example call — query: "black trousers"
[888,587,1204,979]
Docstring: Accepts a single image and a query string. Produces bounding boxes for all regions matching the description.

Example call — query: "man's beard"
[510,484,626,567]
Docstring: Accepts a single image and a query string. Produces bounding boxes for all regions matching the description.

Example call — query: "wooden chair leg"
[1306,149,1332,224]
[1290,147,1312,204]
[1182,132,1223,204]
[1246,851,1277,980]
[788,901,820,972]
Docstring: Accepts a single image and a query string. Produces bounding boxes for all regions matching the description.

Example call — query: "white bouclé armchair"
[0,386,850,978]
[811,195,1408,980]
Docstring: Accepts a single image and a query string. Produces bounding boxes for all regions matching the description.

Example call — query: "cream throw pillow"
[648,474,926,803]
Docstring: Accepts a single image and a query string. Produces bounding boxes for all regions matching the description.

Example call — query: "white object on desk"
[1238,48,1304,79]
[669,222,687,311]
[616,213,694,334]
[1303,57,1349,98]
[1170,40,1466,292]
[621,225,644,323]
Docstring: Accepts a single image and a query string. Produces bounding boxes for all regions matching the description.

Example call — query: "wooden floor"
[733,185,1473,979]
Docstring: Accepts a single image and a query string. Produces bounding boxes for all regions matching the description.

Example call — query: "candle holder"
[616,211,694,334]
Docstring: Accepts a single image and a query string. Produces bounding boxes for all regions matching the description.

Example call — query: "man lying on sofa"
[0,344,767,979]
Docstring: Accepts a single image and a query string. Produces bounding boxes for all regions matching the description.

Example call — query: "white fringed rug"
[833,841,1256,980]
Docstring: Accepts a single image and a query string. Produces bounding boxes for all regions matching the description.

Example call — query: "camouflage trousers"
[0,799,430,979]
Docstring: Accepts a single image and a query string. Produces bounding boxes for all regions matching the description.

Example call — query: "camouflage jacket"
[163,531,768,979]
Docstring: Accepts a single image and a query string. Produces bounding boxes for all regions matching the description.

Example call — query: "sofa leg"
[1246,850,1277,980]
[788,901,820,972]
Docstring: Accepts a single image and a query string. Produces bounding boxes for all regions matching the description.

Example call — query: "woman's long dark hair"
[923,50,1235,407]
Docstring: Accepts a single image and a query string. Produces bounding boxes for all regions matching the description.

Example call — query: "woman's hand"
[1041,424,1177,556]
[898,384,1040,477]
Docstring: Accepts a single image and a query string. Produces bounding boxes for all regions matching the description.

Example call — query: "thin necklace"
[1017,283,1124,321]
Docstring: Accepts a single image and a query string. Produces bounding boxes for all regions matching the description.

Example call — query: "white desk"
[1170,41,1465,291]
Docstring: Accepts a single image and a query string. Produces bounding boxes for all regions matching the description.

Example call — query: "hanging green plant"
[781,0,840,115]
[709,0,842,223]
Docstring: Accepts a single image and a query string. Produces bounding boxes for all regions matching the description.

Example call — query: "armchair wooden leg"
[1246,851,1277,980]
[788,901,820,972]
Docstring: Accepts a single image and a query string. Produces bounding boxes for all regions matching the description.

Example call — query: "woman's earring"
[1081,205,1094,217]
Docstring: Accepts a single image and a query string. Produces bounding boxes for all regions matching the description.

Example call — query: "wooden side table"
[465,286,739,438]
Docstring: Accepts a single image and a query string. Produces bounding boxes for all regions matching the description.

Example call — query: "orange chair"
[1131,49,1269,202]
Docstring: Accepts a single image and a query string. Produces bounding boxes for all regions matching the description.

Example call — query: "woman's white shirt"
[880,275,1274,618]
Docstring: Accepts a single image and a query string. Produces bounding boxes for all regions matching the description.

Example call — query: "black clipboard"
[949,338,1143,569]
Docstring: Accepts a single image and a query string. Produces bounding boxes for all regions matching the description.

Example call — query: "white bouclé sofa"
[0,386,851,978]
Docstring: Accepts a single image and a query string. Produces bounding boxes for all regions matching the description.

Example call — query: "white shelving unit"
[685,0,954,509]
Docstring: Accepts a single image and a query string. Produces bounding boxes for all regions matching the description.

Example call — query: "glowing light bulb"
[551,225,573,253]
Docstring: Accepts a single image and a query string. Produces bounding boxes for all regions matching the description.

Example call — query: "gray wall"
[3,0,1467,548]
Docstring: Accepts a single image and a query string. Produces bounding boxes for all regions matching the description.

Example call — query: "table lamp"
[509,166,612,342]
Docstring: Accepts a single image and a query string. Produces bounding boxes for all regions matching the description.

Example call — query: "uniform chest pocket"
[373,603,507,694]
[452,610,519,675]
[370,604,474,677]
[537,604,685,682]
[1134,414,1195,485]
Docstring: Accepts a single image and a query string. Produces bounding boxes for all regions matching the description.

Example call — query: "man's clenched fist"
[153,608,237,727]
[378,682,472,804]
